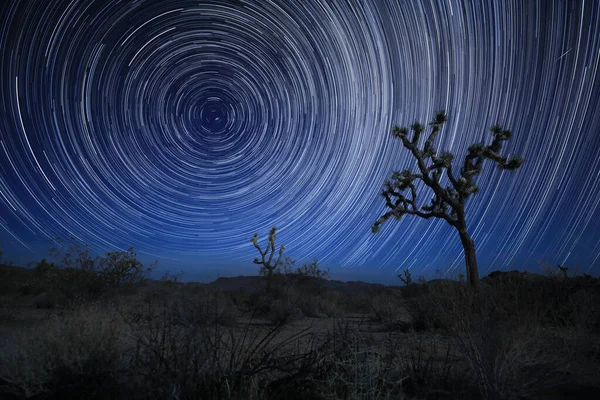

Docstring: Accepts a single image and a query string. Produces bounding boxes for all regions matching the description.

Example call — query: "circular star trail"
[1,0,600,279]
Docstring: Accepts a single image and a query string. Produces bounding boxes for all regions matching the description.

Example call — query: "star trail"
[1,0,600,282]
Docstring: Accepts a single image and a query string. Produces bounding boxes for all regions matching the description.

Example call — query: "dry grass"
[0,302,130,398]
[0,268,599,399]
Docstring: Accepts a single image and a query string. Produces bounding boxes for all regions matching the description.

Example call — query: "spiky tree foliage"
[373,111,523,287]
[251,227,286,289]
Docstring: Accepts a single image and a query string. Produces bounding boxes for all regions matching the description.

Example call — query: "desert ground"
[1,264,600,399]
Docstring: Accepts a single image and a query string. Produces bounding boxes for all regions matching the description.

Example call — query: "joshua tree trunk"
[457,226,479,287]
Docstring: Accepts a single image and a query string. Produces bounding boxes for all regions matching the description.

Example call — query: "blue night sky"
[1,0,599,283]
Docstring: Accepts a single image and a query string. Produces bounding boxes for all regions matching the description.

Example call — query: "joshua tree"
[372,111,523,287]
[398,269,413,286]
[251,227,286,289]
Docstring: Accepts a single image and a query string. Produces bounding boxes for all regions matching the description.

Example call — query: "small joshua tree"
[398,269,413,285]
[373,111,523,287]
[251,227,286,290]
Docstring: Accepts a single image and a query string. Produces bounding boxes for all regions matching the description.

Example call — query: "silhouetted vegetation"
[1,238,599,399]
[25,237,156,306]
[398,268,413,285]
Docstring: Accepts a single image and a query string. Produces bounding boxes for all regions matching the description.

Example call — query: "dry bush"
[295,294,321,318]
[453,303,570,399]
[16,281,46,297]
[0,302,130,399]
[0,291,329,399]
[399,282,430,299]
[369,289,403,324]
[173,289,239,327]
[314,321,467,399]
[29,238,155,306]
[395,334,468,398]
[322,341,398,398]
[404,274,598,399]
[267,298,303,325]
[242,279,341,321]
[287,285,345,318]
[315,320,399,399]
[337,290,374,314]
[569,287,600,333]
[127,303,329,399]
[318,290,343,317]
[0,294,18,322]
[3,269,596,400]
[405,289,455,332]
[32,291,68,309]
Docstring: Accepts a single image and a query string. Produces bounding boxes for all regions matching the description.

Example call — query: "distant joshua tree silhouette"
[251,226,286,290]
[372,111,523,287]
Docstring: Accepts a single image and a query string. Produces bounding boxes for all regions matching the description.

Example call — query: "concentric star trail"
[1,0,599,280]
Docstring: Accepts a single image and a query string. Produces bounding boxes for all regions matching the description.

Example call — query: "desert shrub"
[569,287,600,333]
[32,291,67,309]
[267,298,303,325]
[322,341,398,398]
[314,321,468,399]
[16,282,45,297]
[0,303,130,399]
[0,264,32,295]
[318,290,343,317]
[291,259,329,280]
[31,238,155,304]
[173,289,239,327]
[395,335,468,398]
[36,263,105,304]
[369,290,403,324]
[128,301,326,399]
[243,285,291,317]
[315,322,387,398]
[0,294,18,322]
[338,290,374,314]
[0,294,331,399]
[399,281,429,298]
[481,272,599,330]
[457,321,571,399]
[295,294,321,318]
[275,286,342,319]
[450,286,574,399]
[404,274,589,399]
[405,290,455,332]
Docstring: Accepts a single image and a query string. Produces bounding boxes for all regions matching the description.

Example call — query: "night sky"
[1,0,599,283]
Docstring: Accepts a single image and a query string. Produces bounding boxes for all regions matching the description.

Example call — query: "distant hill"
[0,264,389,296]
[204,275,386,293]
[2,263,598,298]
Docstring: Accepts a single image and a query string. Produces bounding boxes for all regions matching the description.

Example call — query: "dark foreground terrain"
[1,264,600,399]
